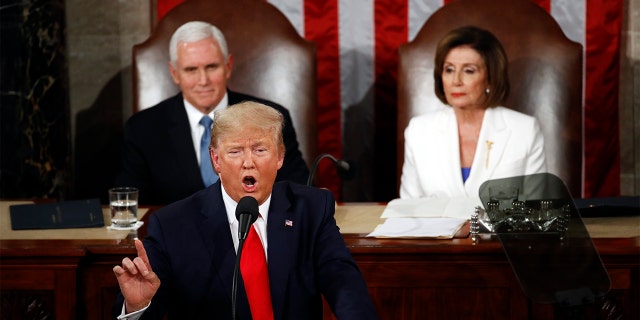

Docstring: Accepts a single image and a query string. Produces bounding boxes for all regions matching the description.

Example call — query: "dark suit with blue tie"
[114,180,377,319]
[115,90,309,205]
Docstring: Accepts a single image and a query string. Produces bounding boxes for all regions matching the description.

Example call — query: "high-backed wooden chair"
[132,0,317,168]
[397,0,583,197]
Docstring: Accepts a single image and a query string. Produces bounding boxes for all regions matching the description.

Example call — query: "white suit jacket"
[399,106,547,205]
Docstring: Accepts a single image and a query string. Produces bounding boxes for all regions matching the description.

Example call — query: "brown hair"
[433,26,509,108]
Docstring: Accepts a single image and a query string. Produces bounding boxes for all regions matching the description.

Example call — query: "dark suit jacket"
[114,181,377,319]
[115,91,309,205]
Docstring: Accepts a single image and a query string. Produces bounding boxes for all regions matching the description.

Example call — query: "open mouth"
[243,176,256,187]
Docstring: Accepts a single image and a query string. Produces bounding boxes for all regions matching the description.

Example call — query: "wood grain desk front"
[1,202,638,319]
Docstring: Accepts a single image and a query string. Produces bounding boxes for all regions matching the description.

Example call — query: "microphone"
[236,196,259,241]
[306,153,356,187]
[232,196,259,320]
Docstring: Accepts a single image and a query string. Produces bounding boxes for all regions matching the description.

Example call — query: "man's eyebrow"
[224,143,243,149]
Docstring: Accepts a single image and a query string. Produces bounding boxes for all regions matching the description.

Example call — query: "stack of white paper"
[367,217,466,239]
[380,197,478,219]
[366,197,478,239]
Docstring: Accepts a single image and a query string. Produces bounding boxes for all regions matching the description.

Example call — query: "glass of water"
[108,187,138,228]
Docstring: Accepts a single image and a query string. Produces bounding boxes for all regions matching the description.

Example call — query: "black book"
[10,198,105,230]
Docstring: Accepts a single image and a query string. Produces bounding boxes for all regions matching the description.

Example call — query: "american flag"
[158,0,622,200]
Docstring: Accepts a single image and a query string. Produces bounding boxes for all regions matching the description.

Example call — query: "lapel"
[195,182,238,303]
[265,183,295,318]
[434,108,467,192]
[465,107,511,193]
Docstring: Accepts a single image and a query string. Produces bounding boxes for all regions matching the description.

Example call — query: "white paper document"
[381,197,478,219]
[367,217,466,239]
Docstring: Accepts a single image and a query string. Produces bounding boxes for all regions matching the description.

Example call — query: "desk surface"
[1,202,638,320]
[0,201,148,240]
[1,201,639,241]
[334,203,640,238]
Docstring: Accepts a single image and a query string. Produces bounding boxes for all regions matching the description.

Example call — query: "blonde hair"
[211,101,285,151]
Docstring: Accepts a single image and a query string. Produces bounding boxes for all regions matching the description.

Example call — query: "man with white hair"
[115,21,309,205]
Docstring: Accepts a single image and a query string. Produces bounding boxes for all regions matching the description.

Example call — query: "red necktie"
[240,225,274,320]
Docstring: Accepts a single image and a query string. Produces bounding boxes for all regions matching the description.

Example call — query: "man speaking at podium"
[112,101,377,319]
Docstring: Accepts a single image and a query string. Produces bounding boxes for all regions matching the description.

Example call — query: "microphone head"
[336,159,356,180]
[235,196,259,223]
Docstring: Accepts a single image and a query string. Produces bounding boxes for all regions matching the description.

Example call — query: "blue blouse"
[461,167,471,183]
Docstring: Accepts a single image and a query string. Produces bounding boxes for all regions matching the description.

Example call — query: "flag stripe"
[583,0,622,197]
[533,0,551,11]
[338,0,375,199]
[551,0,587,197]
[373,0,408,199]
[303,0,343,194]
[269,0,304,36]
[551,0,586,44]
[408,0,443,40]
[339,0,374,111]
[157,1,176,21]
[158,0,622,199]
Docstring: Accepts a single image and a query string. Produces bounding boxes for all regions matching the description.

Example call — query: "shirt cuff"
[116,301,150,320]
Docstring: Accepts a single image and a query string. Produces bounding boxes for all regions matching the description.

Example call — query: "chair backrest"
[397,0,583,197]
[132,0,317,168]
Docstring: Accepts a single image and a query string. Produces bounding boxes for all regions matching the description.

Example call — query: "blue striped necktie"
[199,116,218,186]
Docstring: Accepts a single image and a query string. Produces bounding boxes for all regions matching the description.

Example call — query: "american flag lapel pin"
[284,219,293,227]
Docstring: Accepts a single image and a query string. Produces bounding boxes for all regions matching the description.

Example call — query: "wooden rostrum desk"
[1,202,638,319]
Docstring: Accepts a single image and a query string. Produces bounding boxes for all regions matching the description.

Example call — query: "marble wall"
[2,0,638,201]
[619,0,640,195]
[0,0,70,200]
[66,0,151,202]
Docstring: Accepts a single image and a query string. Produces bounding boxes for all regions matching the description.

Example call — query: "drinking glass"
[108,187,138,228]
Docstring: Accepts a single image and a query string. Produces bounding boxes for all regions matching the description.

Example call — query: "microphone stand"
[232,237,247,320]
[232,196,258,320]
[306,153,353,187]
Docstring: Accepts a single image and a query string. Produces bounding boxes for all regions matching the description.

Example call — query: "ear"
[225,54,233,80]
[210,148,220,173]
[168,61,180,85]
[276,145,284,170]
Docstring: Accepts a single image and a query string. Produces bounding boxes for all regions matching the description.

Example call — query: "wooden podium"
[1,202,638,319]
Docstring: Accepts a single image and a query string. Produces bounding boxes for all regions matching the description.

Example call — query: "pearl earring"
[485,88,490,94]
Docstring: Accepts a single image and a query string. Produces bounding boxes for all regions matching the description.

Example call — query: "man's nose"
[242,153,255,168]
[197,69,209,84]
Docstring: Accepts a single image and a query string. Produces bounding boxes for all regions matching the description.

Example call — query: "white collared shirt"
[222,184,270,260]
[184,93,229,165]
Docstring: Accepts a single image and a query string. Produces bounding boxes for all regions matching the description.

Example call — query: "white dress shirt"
[221,184,271,259]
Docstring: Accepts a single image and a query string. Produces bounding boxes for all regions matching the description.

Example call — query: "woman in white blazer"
[399,26,546,206]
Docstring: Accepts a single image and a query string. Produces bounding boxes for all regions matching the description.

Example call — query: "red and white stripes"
[159,0,622,198]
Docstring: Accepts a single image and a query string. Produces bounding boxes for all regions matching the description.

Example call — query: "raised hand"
[113,239,161,313]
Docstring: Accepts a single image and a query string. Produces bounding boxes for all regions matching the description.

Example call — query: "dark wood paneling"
[1,211,638,319]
